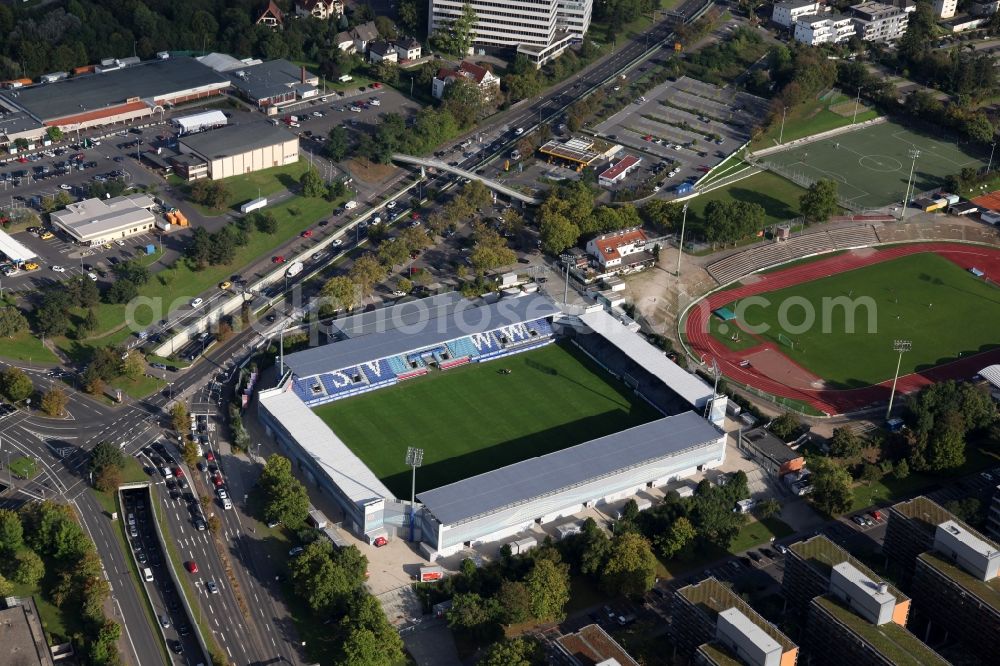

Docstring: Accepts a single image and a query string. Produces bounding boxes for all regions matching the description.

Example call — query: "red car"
[373,536,388,547]
[185,561,198,573]
[174,467,184,478]
[643,135,653,141]
[205,451,215,462]
[212,474,224,488]
[17,156,28,163]
[301,230,313,238]
[272,256,285,263]
[372,82,382,89]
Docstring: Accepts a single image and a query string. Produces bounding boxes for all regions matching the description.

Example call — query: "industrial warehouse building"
[0,57,229,146]
[257,294,727,557]
[50,193,157,245]
[177,122,299,180]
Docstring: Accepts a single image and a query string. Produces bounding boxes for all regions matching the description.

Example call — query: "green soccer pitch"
[760,121,986,209]
[712,252,1000,388]
[314,341,660,497]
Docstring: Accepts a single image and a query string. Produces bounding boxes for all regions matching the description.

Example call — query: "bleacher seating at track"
[468,331,501,353]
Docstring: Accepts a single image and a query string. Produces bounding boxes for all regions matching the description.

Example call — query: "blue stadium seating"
[528,318,553,337]
[447,336,480,359]
[468,331,500,353]
[360,359,395,384]
[387,355,410,375]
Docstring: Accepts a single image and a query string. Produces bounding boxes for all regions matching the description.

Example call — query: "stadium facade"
[257,293,727,558]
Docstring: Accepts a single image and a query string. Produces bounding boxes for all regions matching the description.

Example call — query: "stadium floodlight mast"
[886,339,912,420]
[901,149,920,220]
[675,204,689,277]
[405,446,424,543]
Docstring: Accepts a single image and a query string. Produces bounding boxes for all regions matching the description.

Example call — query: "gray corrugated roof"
[180,121,297,160]
[418,411,721,525]
[331,292,466,339]
[227,59,312,101]
[286,294,562,379]
[0,57,228,123]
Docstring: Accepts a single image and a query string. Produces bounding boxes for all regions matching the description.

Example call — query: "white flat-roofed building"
[933,0,958,17]
[428,0,592,66]
[934,519,1000,581]
[50,193,156,245]
[794,13,856,44]
[828,562,897,625]
[172,109,227,135]
[773,0,824,27]
[716,608,783,666]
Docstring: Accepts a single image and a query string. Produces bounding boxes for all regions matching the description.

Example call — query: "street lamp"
[778,106,788,145]
[675,203,689,277]
[405,447,423,543]
[885,339,912,420]
[988,141,997,175]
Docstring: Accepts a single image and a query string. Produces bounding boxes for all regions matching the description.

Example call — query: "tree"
[497,580,533,625]
[908,381,995,472]
[0,307,28,338]
[121,352,145,381]
[579,518,612,576]
[112,260,150,286]
[478,637,542,666]
[753,498,782,520]
[290,540,367,614]
[182,440,200,469]
[40,387,68,417]
[321,276,358,314]
[0,574,13,598]
[924,410,967,471]
[78,308,100,337]
[860,462,885,486]
[809,457,854,516]
[433,2,477,55]
[0,509,23,553]
[348,254,388,301]
[46,126,63,142]
[829,427,862,458]
[326,126,350,161]
[601,532,657,598]
[769,412,801,441]
[90,441,126,476]
[300,167,327,198]
[189,180,229,209]
[33,294,70,336]
[442,77,487,127]
[12,548,44,586]
[94,465,123,493]
[255,212,278,235]
[894,458,910,480]
[469,224,516,275]
[525,557,570,622]
[0,367,32,402]
[655,516,696,559]
[377,238,409,267]
[105,279,139,304]
[539,213,580,254]
[447,592,501,639]
[257,454,310,529]
[799,179,839,224]
[170,403,189,433]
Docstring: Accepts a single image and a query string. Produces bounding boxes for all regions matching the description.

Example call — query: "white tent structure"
[172,110,227,135]
[0,229,36,262]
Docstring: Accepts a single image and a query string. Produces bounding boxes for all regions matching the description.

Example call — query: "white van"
[222,497,233,510]
[338,74,353,83]
[143,568,154,582]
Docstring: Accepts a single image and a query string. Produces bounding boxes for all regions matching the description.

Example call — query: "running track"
[684,242,1000,415]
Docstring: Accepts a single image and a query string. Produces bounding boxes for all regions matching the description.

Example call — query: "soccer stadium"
[258,293,728,558]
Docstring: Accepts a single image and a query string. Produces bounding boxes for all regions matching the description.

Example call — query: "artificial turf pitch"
[712,252,1000,388]
[314,341,659,497]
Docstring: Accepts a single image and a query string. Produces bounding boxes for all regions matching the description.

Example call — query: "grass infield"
[315,341,660,497]
[712,252,1000,388]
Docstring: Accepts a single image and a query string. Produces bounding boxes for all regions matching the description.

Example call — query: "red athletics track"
[685,242,1000,415]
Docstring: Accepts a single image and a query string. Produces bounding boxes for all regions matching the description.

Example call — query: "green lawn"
[10,457,38,480]
[727,517,794,554]
[752,90,880,150]
[687,170,807,227]
[12,576,73,643]
[217,160,312,210]
[315,342,660,496]
[0,330,59,364]
[715,252,1000,388]
[108,373,166,401]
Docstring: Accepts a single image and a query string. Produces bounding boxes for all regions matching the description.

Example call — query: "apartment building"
[782,535,910,624]
[933,0,958,17]
[773,0,825,27]
[671,577,799,666]
[884,496,970,584]
[849,1,914,41]
[793,13,857,45]
[427,0,592,66]
[910,521,1000,664]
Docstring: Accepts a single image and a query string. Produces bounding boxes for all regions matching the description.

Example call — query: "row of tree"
[538,181,644,254]
[0,366,68,416]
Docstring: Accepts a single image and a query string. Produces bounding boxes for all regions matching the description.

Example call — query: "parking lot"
[594,76,769,190]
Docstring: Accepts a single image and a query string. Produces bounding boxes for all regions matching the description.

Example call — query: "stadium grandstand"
[257,294,727,556]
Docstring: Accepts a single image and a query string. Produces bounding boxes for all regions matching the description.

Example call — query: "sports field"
[761,121,986,209]
[712,252,1000,388]
[314,342,660,497]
